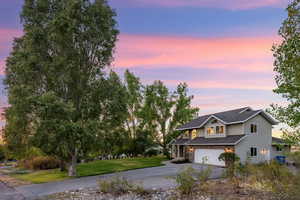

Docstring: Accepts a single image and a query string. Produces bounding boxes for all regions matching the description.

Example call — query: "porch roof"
[188,135,246,146]
[170,138,190,145]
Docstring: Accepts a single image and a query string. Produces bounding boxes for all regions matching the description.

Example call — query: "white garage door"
[194,149,225,166]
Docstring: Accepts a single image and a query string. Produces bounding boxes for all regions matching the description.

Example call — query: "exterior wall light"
[189,147,194,152]
[260,148,268,155]
[225,148,233,153]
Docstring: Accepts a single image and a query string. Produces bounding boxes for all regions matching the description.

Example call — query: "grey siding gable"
[235,114,272,163]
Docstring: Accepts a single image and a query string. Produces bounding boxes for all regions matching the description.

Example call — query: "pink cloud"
[0,60,5,75]
[195,101,273,115]
[112,0,287,10]
[192,96,286,115]
[0,29,23,44]
[0,29,23,75]
[159,79,276,90]
[115,34,280,73]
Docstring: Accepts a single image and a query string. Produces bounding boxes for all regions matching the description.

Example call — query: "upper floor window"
[207,126,224,135]
[250,124,257,133]
[207,127,214,135]
[216,126,224,134]
[250,147,257,157]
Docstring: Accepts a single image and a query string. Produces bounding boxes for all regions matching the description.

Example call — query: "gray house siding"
[227,124,243,136]
[235,114,272,164]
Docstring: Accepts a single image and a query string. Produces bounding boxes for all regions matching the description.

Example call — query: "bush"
[218,152,240,167]
[174,166,213,197]
[198,166,212,183]
[175,166,197,196]
[247,161,300,200]
[288,151,300,167]
[20,156,60,170]
[0,145,5,162]
[198,166,212,192]
[144,148,160,157]
[98,176,149,196]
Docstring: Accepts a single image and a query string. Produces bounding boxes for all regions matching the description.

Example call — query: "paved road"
[13,162,223,199]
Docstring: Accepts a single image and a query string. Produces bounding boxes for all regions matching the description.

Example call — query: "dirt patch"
[200,179,271,200]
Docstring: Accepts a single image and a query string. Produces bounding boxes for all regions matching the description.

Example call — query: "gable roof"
[177,107,278,131]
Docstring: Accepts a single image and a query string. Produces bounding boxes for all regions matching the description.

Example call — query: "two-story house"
[170,107,287,166]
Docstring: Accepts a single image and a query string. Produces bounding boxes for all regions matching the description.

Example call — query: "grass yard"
[11,156,167,184]
[11,169,69,184]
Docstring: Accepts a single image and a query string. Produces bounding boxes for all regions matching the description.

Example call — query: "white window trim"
[205,125,226,138]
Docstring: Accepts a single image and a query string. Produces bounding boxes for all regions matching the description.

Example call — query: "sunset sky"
[0,0,291,132]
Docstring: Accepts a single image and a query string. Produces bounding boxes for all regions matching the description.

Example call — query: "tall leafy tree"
[4,0,119,176]
[124,70,143,139]
[141,81,199,155]
[271,0,300,145]
[168,83,199,143]
[94,71,128,155]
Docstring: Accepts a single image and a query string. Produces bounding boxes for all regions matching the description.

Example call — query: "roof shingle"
[188,135,246,145]
[177,107,278,131]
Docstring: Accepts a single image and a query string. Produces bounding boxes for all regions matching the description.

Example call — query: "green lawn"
[12,156,167,184]
[11,169,69,184]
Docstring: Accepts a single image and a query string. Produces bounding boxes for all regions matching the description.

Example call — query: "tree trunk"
[68,151,77,177]
[59,160,67,172]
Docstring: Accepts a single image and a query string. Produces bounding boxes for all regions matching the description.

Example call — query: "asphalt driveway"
[13,161,223,199]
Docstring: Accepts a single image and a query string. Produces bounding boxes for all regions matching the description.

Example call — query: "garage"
[194,149,225,166]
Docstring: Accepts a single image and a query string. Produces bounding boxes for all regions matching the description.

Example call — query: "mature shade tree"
[124,70,143,139]
[4,0,119,176]
[94,71,128,156]
[167,83,199,144]
[271,0,300,145]
[140,81,199,155]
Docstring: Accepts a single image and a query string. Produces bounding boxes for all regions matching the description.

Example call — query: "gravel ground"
[0,180,25,200]
[37,187,212,200]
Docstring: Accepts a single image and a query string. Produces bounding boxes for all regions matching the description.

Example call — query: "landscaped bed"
[5,156,167,184]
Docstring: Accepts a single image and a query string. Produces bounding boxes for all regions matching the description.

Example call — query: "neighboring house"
[170,107,288,166]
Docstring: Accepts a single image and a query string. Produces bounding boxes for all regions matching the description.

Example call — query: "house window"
[250,124,257,133]
[250,147,257,157]
[216,126,224,134]
[191,129,197,139]
[207,127,214,135]
[276,146,282,152]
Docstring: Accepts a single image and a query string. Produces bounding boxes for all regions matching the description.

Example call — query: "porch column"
[177,145,180,157]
